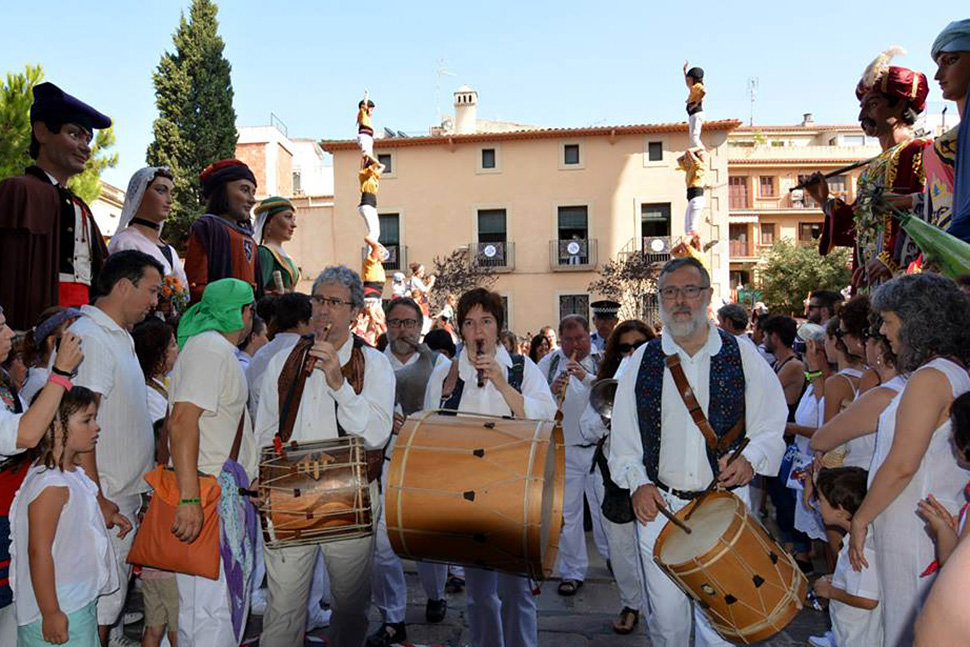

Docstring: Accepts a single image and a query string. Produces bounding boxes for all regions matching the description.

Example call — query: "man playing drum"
[254,266,394,647]
[609,257,787,647]
[423,288,556,647]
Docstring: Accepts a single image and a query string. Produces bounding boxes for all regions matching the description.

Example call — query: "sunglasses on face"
[616,339,647,354]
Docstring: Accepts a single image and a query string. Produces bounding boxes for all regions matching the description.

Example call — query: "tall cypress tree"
[147,0,237,250]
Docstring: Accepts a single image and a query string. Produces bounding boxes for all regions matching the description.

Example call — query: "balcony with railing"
[641,236,673,265]
[361,244,408,272]
[472,241,515,272]
[729,239,756,258]
[549,239,597,271]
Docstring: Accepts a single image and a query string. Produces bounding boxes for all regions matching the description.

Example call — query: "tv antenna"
[436,58,457,124]
[747,77,759,127]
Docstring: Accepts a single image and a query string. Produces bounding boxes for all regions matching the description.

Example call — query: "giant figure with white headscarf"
[253,196,300,294]
[108,166,189,290]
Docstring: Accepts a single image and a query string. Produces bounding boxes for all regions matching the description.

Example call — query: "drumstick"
[684,437,752,521]
[657,504,692,534]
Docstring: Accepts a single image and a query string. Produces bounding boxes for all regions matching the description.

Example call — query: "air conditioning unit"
[644,237,671,255]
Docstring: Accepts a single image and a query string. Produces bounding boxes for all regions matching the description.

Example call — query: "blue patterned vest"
[635,328,746,485]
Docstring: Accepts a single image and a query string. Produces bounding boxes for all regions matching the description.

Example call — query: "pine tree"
[147,0,237,251]
[0,64,118,203]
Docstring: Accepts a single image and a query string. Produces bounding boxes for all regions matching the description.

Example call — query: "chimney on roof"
[454,85,478,135]
[802,112,814,126]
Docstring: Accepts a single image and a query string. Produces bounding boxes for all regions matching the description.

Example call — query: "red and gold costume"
[819,52,931,281]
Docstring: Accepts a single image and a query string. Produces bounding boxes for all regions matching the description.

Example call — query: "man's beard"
[659,303,708,339]
[391,335,418,355]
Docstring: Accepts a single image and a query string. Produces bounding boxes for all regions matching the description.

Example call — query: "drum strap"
[664,354,745,454]
[441,354,526,411]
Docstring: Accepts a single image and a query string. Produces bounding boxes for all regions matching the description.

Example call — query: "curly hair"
[313,266,364,310]
[871,274,970,372]
[837,295,870,338]
[951,392,970,463]
[31,386,98,471]
[132,318,176,380]
[867,311,897,368]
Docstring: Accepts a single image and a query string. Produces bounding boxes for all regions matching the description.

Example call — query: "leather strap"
[229,408,246,462]
[664,354,745,454]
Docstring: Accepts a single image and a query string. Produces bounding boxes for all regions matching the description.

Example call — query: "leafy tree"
[0,64,43,180]
[147,0,238,251]
[429,248,498,313]
[758,239,851,315]
[588,250,663,323]
[0,64,118,203]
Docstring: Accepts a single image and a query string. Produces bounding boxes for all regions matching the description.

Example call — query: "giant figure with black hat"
[184,159,263,304]
[0,82,111,330]
[805,47,931,289]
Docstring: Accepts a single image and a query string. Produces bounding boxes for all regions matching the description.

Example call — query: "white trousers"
[688,111,705,149]
[252,531,332,618]
[685,195,706,236]
[98,494,140,626]
[372,488,447,623]
[592,465,646,612]
[556,444,609,581]
[176,560,242,647]
[357,133,374,158]
[465,567,537,647]
[638,487,751,647]
[260,481,379,647]
[358,204,380,240]
[0,602,16,646]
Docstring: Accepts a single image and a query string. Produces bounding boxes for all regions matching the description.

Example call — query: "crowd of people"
[0,16,968,647]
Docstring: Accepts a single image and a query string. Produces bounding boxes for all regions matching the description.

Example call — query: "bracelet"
[47,373,74,391]
[178,497,201,505]
[51,366,74,378]
[804,370,823,380]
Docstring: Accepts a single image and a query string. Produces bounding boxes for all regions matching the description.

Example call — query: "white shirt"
[20,367,48,406]
[147,380,167,425]
[423,345,556,420]
[246,332,302,420]
[536,348,601,446]
[64,305,154,498]
[383,345,449,372]
[170,331,258,479]
[108,226,189,289]
[11,465,119,625]
[609,322,787,493]
[254,335,394,451]
[0,408,23,458]
[831,533,882,646]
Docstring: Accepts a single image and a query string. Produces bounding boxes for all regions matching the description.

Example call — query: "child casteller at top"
[683,62,706,149]
[356,91,376,166]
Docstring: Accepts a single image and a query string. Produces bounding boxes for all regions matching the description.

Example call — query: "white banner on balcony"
[729,214,760,224]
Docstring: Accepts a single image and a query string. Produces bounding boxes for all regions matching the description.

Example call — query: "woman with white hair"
[108,166,188,289]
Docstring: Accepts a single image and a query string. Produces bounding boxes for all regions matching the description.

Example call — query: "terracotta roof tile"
[321,119,743,151]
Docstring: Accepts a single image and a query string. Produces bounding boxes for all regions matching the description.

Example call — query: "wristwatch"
[51,365,78,380]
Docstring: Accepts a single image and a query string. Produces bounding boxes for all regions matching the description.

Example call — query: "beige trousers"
[260,481,379,647]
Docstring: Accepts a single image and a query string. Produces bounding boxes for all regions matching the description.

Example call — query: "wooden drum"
[257,436,374,548]
[386,410,565,580]
[653,491,808,644]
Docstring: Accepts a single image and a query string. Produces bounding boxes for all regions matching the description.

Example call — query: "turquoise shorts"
[18,601,98,646]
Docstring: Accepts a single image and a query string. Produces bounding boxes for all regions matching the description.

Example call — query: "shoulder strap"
[229,407,246,462]
[665,354,719,452]
[508,354,526,393]
[158,244,174,267]
[546,353,561,385]
[440,358,463,412]
[277,335,316,443]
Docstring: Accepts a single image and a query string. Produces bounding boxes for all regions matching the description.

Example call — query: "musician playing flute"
[423,288,555,647]
[536,315,608,597]
[254,266,394,647]
[805,48,931,289]
[609,258,786,647]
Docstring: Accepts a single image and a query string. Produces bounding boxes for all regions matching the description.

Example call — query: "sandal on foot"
[613,607,639,634]
[557,579,583,596]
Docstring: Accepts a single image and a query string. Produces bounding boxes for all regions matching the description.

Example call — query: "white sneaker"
[121,611,143,625]
[251,587,268,615]
[108,634,142,647]
[306,608,332,631]
[808,631,834,647]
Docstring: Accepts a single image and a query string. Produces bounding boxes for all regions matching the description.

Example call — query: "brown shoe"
[612,607,639,634]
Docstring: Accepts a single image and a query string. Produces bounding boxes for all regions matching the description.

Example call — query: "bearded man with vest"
[609,257,787,647]
[536,314,609,596]
[253,265,394,647]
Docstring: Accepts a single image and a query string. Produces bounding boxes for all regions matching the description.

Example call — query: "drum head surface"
[659,496,737,564]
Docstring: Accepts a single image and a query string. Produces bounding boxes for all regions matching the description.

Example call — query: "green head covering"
[177,278,254,349]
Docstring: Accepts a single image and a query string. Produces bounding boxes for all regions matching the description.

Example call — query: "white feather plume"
[861,46,907,89]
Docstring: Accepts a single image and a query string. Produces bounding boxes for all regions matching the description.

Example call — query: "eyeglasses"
[659,285,709,301]
[616,339,647,354]
[387,318,419,329]
[311,295,354,308]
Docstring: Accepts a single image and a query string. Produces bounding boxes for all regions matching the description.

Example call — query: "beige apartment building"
[725,117,881,293]
[313,87,740,334]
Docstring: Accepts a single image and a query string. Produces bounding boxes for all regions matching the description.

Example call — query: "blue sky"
[2,0,956,188]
